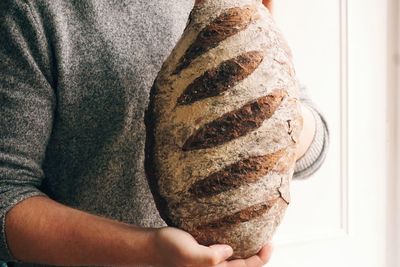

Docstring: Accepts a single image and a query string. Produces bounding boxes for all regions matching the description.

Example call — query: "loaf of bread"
[145,0,303,259]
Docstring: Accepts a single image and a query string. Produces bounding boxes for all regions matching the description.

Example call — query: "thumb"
[209,244,234,264]
[192,244,233,266]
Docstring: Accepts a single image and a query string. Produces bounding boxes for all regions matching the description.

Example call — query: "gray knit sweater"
[0,0,329,265]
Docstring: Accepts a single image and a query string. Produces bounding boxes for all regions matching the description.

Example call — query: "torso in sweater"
[8,0,195,228]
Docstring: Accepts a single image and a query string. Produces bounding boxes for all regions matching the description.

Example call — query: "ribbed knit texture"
[0,0,329,265]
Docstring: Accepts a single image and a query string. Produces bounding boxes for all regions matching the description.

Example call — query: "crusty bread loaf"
[145,0,303,259]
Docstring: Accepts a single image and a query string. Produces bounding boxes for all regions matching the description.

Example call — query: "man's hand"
[6,197,272,266]
[150,227,273,267]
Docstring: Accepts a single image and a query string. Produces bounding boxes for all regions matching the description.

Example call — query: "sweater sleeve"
[293,85,330,179]
[0,0,55,261]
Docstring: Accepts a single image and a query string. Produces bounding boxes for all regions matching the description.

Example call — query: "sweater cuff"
[0,186,46,262]
[293,104,329,179]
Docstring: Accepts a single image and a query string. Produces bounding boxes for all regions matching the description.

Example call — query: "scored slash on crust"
[189,148,288,198]
[195,199,279,230]
[173,5,260,75]
[182,89,287,151]
[177,51,264,105]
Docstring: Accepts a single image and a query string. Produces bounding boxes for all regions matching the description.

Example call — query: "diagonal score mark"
[182,89,287,151]
[173,5,260,75]
[177,51,264,105]
[194,198,280,230]
[189,148,287,198]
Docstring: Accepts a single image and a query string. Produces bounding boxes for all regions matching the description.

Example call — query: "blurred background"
[266,0,399,266]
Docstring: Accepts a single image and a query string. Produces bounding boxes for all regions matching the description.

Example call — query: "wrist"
[140,227,171,267]
[117,225,159,266]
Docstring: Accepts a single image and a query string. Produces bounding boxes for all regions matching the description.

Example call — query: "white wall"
[386,0,399,265]
[268,1,395,266]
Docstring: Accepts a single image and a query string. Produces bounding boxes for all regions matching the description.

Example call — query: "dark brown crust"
[195,199,278,230]
[189,149,286,198]
[177,51,264,105]
[144,84,176,227]
[173,6,259,74]
[182,89,287,151]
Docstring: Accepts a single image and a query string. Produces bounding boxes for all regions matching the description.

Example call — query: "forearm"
[5,196,155,266]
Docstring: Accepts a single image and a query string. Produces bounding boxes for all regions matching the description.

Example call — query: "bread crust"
[145,0,302,258]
